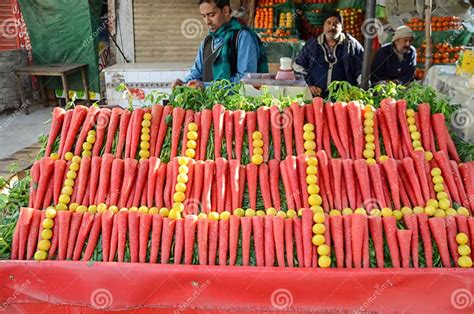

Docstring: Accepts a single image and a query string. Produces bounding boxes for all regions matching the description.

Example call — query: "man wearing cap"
[294,11,364,97]
[371,26,416,85]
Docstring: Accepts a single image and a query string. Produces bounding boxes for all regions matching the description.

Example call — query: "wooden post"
[424,0,432,78]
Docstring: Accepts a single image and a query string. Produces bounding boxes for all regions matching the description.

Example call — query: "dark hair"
[198,0,231,10]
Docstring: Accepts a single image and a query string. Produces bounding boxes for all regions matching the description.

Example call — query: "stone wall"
[0,49,29,113]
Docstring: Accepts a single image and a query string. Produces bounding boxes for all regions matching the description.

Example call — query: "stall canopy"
[17,0,102,91]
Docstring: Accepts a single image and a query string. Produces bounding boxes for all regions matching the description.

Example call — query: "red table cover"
[0,261,473,313]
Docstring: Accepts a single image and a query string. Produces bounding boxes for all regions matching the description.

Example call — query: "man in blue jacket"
[294,12,364,97]
[371,26,416,85]
[171,0,268,89]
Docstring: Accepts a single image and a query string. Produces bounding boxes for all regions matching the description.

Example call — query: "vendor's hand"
[171,79,184,89]
[308,85,322,97]
[187,80,205,90]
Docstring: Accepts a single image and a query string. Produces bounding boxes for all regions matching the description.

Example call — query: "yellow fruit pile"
[169,157,191,220]
[456,233,473,268]
[56,155,82,211]
[363,106,376,164]
[251,131,264,165]
[185,123,198,159]
[312,212,330,268]
[34,207,57,260]
[139,112,152,160]
[303,123,316,156]
[82,130,96,157]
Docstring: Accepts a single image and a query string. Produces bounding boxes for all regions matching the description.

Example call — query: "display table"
[0,261,472,313]
[425,65,474,141]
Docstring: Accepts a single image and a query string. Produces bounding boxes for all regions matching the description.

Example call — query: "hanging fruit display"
[337,8,364,42]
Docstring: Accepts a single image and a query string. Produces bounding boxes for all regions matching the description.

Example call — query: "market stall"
[1,81,473,312]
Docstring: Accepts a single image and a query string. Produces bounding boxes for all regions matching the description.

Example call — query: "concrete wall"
[0,49,28,113]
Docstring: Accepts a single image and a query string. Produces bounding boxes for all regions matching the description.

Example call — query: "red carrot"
[25,209,41,260]
[396,229,412,268]
[118,158,138,208]
[198,109,212,160]
[106,159,123,206]
[155,105,172,157]
[297,154,310,209]
[131,159,149,207]
[226,215,239,266]
[94,154,113,204]
[327,215,343,268]
[368,216,384,268]
[28,161,40,208]
[61,105,88,158]
[380,158,400,209]
[173,218,184,264]
[126,211,139,263]
[137,213,152,263]
[182,215,197,265]
[262,215,275,267]
[383,216,401,268]
[87,156,101,206]
[72,212,94,261]
[280,160,295,210]
[325,102,347,158]
[368,163,387,208]
[330,158,343,209]
[215,158,228,213]
[434,151,461,204]
[290,102,305,156]
[285,156,302,210]
[233,110,245,162]
[450,161,469,208]
[224,110,234,159]
[240,216,252,266]
[58,109,73,157]
[145,157,159,208]
[334,102,351,157]
[181,109,195,156]
[73,106,100,156]
[269,106,282,160]
[252,216,265,266]
[415,213,432,267]
[312,97,324,152]
[42,180,53,209]
[259,164,273,209]
[246,163,258,210]
[92,108,111,156]
[83,214,101,261]
[130,108,146,158]
[208,219,219,266]
[402,157,425,206]
[56,210,72,260]
[150,105,164,157]
[98,211,113,262]
[48,215,59,260]
[417,103,432,151]
[66,212,83,260]
[216,219,229,266]
[282,107,294,157]
[201,160,215,213]
[351,214,366,268]
[396,100,414,155]
[340,159,356,209]
[432,113,460,162]
[412,151,430,202]
[403,214,419,268]
[244,111,257,158]
[292,217,304,267]
[380,98,400,158]
[238,166,246,208]
[52,160,67,205]
[34,158,54,210]
[225,178,232,213]
[377,109,393,158]
[45,107,66,156]
[190,161,205,213]
[154,163,167,209]
[429,217,452,267]
[115,110,131,158]
[117,211,128,262]
[197,217,209,265]
[445,216,459,266]
[170,107,186,158]
[268,160,281,210]
[257,106,270,161]
[284,218,294,267]
[469,218,474,261]
[317,150,334,209]
[347,101,364,159]
[104,107,121,154]
[229,160,240,211]
[354,159,372,208]
[270,215,284,267]
[149,214,163,263]
[212,104,225,159]
[301,209,313,268]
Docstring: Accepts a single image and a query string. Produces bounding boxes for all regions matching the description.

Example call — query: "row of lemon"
[455,233,472,268]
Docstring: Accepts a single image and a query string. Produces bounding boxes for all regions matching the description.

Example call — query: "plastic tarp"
[17,0,102,92]
[0,261,473,313]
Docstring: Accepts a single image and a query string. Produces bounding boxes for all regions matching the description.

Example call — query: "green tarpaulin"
[18,0,102,91]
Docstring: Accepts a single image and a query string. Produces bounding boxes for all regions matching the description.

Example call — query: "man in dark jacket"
[371,26,416,85]
[294,12,364,97]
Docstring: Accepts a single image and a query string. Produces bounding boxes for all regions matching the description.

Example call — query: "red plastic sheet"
[0,261,473,313]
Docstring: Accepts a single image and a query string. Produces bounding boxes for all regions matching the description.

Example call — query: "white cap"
[280,57,293,71]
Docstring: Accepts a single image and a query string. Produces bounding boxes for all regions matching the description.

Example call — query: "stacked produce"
[6,87,474,268]
[405,16,462,32]
[254,7,274,29]
[337,8,364,42]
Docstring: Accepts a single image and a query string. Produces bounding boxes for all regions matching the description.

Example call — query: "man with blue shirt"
[371,26,416,85]
[294,12,364,97]
[171,0,268,89]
